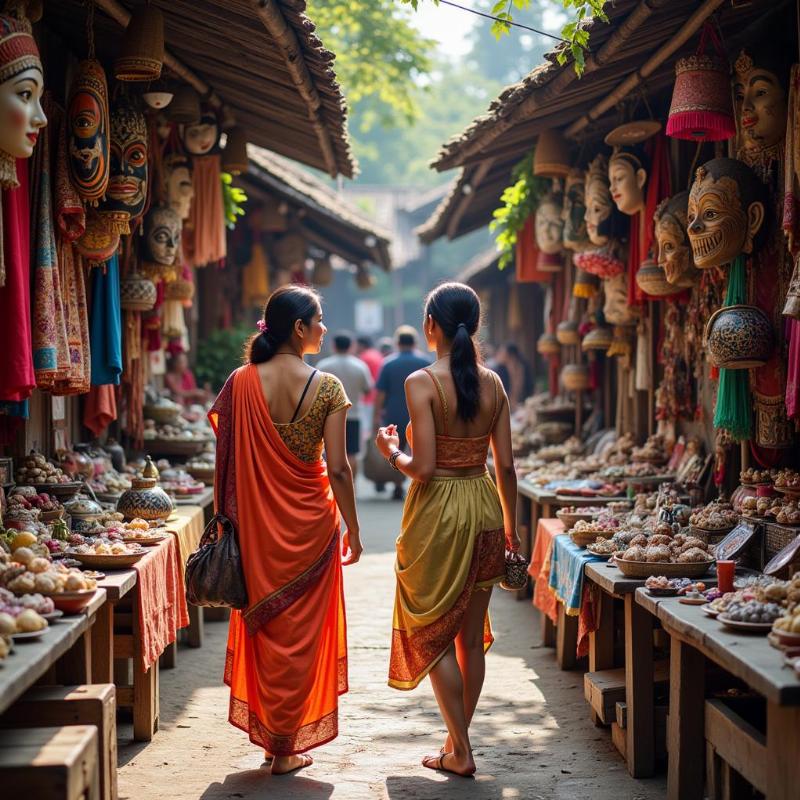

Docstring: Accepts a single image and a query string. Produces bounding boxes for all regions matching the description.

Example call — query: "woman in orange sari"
[376,282,519,777]
[210,285,362,775]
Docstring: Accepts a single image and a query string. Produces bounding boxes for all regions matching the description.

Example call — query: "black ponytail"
[425,282,481,421]
[244,284,321,364]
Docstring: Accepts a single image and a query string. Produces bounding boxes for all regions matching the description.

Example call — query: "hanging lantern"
[666,25,734,142]
[556,320,580,345]
[561,364,590,392]
[222,126,249,175]
[114,4,164,82]
[355,264,375,290]
[581,326,613,351]
[312,255,333,287]
[167,85,201,123]
[534,129,571,178]
[536,333,560,356]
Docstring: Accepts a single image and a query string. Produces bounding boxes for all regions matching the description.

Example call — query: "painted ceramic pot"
[556,320,580,345]
[116,456,173,521]
[635,260,684,298]
[121,271,157,312]
[536,333,560,356]
[704,304,773,369]
[561,364,590,391]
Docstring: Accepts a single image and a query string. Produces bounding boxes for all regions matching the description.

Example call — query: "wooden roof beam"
[565,0,726,138]
[252,0,340,178]
[445,159,495,239]
[435,0,672,171]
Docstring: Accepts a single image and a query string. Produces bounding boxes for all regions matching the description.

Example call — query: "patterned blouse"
[274,373,351,462]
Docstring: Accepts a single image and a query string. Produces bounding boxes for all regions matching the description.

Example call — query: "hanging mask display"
[534,187,564,255]
[653,191,700,287]
[583,154,625,246]
[561,169,589,252]
[162,153,193,220]
[143,205,181,267]
[733,45,790,162]
[603,273,639,326]
[66,59,109,204]
[100,96,148,233]
[0,12,46,187]
[181,106,220,156]
[608,147,648,216]
[687,158,765,269]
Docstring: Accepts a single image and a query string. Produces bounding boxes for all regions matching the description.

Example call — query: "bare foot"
[422,752,476,777]
[262,751,274,766]
[271,754,313,775]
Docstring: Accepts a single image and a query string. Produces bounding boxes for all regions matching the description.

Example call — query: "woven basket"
[500,551,529,591]
[537,333,560,356]
[556,320,580,345]
[115,5,164,82]
[570,528,614,548]
[222,126,248,175]
[121,272,156,312]
[355,265,376,290]
[165,278,195,304]
[533,129,571,179]
[582,326,613,351]
[561,364,590,391]
[764,522,800,560]
[273,233,307,271]
[312,256,333,287]
[636,260,683,298]
[556,509,597,528]
[614,556,714,579]
[168,85,201,123]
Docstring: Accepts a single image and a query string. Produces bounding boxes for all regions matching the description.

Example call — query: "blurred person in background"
[318,332,373,479]
[356,335,384,452]
[165,352,212,407]
[378,337,394,359]
[373,325,429,499]
[491,342,532,412]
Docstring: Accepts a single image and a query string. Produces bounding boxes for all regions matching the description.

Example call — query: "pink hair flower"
[256,319,268,333]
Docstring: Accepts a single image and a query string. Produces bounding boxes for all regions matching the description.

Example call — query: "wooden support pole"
[624,594,654,777]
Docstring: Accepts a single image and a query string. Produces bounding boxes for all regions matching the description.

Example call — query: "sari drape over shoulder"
[209,364,347,756]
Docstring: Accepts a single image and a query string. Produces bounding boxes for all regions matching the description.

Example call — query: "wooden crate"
[0,725,100,800]
[2,685,117,800]
[584,660,669,725]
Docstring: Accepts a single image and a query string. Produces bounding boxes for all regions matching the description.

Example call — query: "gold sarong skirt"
[389,471,505,690]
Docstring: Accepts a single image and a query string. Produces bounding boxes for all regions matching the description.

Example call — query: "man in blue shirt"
[372,325,430,499]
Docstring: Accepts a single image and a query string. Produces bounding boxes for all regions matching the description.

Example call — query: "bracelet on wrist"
[388,450,403,470]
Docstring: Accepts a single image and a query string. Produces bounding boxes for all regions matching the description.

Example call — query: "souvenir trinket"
[181,106,220,156]
[653,191,700,287]
[561,169,590,252]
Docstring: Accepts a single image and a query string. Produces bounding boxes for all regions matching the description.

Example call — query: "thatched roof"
[42,0,355,177]
[458,248,502,288]
[419,0,773,242]
[244,147,392,270]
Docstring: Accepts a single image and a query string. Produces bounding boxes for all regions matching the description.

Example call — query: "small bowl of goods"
[568,518,618,548]
[67,538,146,569]
[689,501,738,533]
[740,467,773,487]
[615,533,714,578]
[644,576,708,598]
[774,500,800,526]
[0,596,49,640]
[586,537,618,558]
[119,518,169,546]
[772,606,800,646]
[556,506,603,528]
[718,600,784,633]
[774,468,800,497]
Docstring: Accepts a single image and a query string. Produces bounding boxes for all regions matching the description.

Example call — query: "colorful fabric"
[273,374,350,463]
[52,245,90,395]
[577,582,599,659]
[390,472,505,690]
[83,384,117,436]
[89,253,122,385]
[529,517,561,623]
[548,532,605,616]
[0,158,34,403]
[31,96,69,387]
[211,364,347,756]
[184,154,226,267]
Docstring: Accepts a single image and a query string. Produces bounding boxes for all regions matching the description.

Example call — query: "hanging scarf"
[184,154,226,267]
[713,255,752,440]
[122,310,145,447]
[89,252,123,385]
[31,97,70,388]
[0,158,34,402]
[83,384,117,437]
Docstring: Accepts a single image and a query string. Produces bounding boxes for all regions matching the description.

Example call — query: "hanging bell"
[114,4,164,82]
[221,126,249,175]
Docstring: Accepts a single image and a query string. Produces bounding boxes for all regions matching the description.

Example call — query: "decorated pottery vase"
[116,456,173,521]
[704,304,773,369]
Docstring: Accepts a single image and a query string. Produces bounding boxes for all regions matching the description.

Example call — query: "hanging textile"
[713,255,752,440]
[184,154,226,267]
[0,159,34,402]
[241,241,270,307]
[31,96,69,388]
[122,311,145,447]
[515,216,551,283]
[89,253,122,385]
[83,384,117,437]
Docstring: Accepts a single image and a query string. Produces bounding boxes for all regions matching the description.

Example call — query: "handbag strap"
[200,513,235,547]
[290,369,318,423]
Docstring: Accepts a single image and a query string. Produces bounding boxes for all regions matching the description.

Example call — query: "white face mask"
[0,67,46,159]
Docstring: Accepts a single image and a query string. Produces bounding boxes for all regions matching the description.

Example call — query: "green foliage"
[195,324,251,392]
[489,150,549,269]
[221,173,247,230]
[307,0,435,129]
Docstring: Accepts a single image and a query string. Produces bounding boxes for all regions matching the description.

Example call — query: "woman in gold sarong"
[376,282,519,777]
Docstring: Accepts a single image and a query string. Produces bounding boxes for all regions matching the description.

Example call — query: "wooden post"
[667,639,705,800]
[765,703,800,800]
[624,594,655,777]
[590,591,615,672]
[575,389,583,436]
[556,603,579,670]
[91,603,114,684]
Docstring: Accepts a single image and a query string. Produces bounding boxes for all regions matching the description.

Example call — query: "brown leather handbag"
[185,514,248,609]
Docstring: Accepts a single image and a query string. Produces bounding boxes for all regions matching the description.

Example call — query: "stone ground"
[118,481,667,800]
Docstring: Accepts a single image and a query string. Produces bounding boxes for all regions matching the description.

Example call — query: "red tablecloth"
[133,537,190,670]
[528,517,598,658]
[529,518,562,623]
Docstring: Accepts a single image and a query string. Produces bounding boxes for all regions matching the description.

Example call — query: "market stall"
[421,1,800,795]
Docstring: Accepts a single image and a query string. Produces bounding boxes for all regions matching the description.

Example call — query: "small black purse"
[185,514,248,609]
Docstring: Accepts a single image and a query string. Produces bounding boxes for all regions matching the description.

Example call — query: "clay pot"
[121,271,157,312]
[116,456,174,521]
[556,320,580,345]
[561,364,590,391]
[704,304,773,369]
[581,326,613,351]
[635,260,684,298]
[536,333,560,356]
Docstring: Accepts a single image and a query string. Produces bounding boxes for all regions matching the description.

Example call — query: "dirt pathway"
[119,485,666,799]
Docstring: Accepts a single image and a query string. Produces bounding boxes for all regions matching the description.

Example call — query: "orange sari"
[209,365,347,755]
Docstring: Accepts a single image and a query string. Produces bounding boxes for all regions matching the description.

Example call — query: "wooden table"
[0,589,106,716]
[636,589,800,800]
